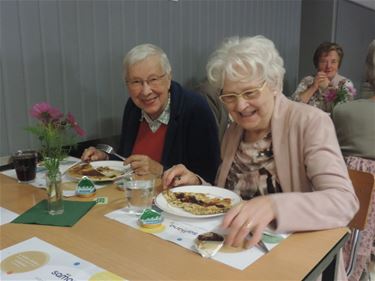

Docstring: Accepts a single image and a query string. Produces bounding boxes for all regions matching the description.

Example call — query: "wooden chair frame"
[346,169,375,277]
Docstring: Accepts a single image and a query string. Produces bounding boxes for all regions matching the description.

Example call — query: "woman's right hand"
[81,146,108,162]
[313,71,329,91]
[162,164,201,189]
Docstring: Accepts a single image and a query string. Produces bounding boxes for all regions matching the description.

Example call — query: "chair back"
[348,169,375,230]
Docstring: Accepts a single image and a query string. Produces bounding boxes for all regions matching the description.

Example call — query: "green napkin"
[12,200,96,227]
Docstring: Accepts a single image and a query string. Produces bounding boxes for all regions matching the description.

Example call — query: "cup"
[122,175,155,215]
[12,150,38,183]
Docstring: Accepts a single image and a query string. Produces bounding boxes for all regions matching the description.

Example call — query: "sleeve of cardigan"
[270,111,359,233]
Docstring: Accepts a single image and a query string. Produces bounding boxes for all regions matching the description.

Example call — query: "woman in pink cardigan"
[163,35,358,280]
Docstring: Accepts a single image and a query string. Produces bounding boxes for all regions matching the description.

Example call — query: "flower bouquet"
[324,80,356,110]
[26,102,85,214]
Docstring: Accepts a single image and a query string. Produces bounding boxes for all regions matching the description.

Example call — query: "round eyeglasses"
[219,81,267,104]
[126,73,167,90]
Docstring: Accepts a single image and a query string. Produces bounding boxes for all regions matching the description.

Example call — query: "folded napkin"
[12,200,96,227]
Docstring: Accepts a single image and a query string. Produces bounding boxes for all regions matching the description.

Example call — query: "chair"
[345,169,375,278]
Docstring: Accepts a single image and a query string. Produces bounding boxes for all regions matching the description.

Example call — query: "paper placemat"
[0,237,127,280]
[0,207,18,225]
[12,200,96,227]
[105,208,286,270]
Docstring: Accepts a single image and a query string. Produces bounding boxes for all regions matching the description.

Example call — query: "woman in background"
[332,39,375,281]
[292,42,356,112]
[164,35,358,281]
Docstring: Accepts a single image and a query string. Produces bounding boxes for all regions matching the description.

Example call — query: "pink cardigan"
[216,93,359,280]
[218,93,358,231]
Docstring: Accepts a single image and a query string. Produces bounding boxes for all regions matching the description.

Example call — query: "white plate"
[66,160,127,182]
[155,185,242,218]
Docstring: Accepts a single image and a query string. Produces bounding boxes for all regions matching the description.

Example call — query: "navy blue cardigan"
[117,81,221,184]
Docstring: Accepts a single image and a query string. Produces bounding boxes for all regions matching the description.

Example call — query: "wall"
[0,0,302,156]
[336,0,375,90]
[298,0,336,81]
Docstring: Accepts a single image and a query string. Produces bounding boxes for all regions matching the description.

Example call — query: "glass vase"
[46,170,64,215]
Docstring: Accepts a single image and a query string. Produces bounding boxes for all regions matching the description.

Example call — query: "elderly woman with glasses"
[82,43,220,183]
[163,35,358,280]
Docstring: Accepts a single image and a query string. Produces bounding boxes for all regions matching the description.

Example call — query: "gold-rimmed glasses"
[219,81,267,104]
[126,73,167,90]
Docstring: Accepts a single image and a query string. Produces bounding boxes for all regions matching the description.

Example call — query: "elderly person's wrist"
[310,82,320,92]
[194,174,203,185]
[157,164,164,177]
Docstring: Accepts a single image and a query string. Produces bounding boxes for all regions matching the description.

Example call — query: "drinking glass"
[12,150,38,183]
[122,175,155,215]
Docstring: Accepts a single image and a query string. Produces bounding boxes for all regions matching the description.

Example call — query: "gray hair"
[206,35,285,91]
[123,43,172,79]
[365,39,375,90]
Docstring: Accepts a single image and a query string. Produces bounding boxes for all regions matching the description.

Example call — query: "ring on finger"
[245,220,253,230]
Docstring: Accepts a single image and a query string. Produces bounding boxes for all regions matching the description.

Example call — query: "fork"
[96,143,126,160]
[96,144,133,174]
[249,232,270,253]
[96,144,126,161]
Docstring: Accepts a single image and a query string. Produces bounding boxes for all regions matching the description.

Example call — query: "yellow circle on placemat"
[1,251,49,274]
[89,271,125,281]
[89,271,124,281]
[138,224,166,233]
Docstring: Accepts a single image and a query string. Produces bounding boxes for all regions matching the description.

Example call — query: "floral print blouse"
[292,73,356,112]
[225,132,282,200]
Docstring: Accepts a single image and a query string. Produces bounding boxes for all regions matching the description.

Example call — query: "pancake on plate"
[162,190,231,215]
[67,163,124,181]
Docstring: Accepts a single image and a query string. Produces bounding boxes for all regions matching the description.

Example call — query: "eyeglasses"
[126,73,167,90]
[219,81,267,104]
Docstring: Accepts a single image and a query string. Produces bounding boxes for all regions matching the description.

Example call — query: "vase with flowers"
[27,102,85,215]
[324,80,357,112]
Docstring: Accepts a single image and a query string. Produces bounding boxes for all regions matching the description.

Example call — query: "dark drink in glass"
[12,150,37,183]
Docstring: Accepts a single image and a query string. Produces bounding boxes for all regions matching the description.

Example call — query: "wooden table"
[0,174,349,280]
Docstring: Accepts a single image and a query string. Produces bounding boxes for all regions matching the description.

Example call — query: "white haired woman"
[163,35,358,280]
[82,43,220,183]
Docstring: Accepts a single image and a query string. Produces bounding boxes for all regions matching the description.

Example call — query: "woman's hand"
[298,72,330,103]
[81,146,108,162]
[221,196,276,249]
[124,154,163,176]
[162,164,201,189]
[313,71,329,91]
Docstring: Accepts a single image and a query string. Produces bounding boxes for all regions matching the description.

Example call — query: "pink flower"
[27,102,85,164]
[324,89,337,103]
[347,84,357,97]
[30,102,63,123]
[66,112,86,136]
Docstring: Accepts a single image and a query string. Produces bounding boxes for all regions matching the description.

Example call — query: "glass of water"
[122,175,155,215]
